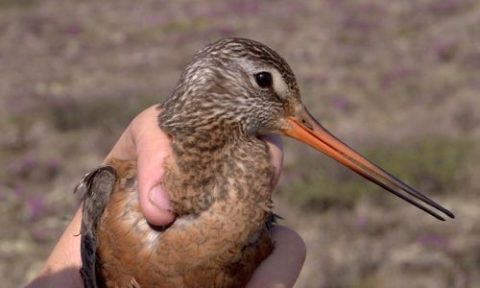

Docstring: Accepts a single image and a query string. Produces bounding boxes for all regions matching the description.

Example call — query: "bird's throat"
[163,133,274,218]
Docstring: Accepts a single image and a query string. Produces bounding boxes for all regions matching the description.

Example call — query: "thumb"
[106,106,175,226]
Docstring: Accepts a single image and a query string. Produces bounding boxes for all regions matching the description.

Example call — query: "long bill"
[282,106,454,221]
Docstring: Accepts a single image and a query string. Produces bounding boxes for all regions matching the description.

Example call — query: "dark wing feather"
[75,166,117,288]
[265,212,283,231]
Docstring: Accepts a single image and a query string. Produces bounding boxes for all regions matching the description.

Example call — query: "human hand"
[28,105,305,287]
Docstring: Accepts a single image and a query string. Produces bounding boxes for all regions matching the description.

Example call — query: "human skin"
[27,106,306,288]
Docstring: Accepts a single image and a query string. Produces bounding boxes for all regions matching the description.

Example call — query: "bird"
[77,37,455,288]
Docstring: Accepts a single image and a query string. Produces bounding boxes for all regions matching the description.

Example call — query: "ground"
[0,0,479,287]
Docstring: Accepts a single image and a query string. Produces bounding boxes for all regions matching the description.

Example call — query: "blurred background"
[1,0,479,287]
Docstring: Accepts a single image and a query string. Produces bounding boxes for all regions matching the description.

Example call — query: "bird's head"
[160,37,303,136]
[160,37,454,221]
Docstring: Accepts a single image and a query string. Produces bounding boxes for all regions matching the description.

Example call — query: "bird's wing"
[75,165,117,288]
[265,212,283,231]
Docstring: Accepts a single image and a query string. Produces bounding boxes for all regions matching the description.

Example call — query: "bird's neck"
[162,129,274,217]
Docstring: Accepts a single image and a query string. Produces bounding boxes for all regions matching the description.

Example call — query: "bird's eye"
[254,72,273,89]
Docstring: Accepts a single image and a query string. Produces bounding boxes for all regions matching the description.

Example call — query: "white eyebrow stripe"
[268,68,289,98]
[237,59,289,98]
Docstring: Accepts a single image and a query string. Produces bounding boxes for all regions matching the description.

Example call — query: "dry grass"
[1,0,479,287]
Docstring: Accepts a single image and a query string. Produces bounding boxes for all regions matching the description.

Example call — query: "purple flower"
[22,154,36,169]
[8,154,37,176]
[226,0,259,16]
[65,25,82,36]
[432,37,456,61]
[26,195,45,220]
[216,26,237,38]
[417,234,448,248]
[464,52,480,69]
[13,185,23,198]
[428,0,462,15]
[331,95,351,112]
[354,216,368,228]
[381,65,415,88]
[31,226,48,242]
[7,96,30,114]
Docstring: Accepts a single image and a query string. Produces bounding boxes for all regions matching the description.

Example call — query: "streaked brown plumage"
[78,38,454,288]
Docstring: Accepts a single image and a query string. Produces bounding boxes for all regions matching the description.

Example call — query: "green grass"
[282,138,473,211]
[45,95,161,131]
[0,0,34,9]
[365,138,472,195]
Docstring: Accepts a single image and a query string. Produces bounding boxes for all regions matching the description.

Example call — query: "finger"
[262,135,284,187]
[131,106,176,226]
[30,208,84,287]
[107,106,175,226]
[246,226,306,287]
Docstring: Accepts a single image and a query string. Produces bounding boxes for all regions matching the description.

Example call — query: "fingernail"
[148,185,172,211]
